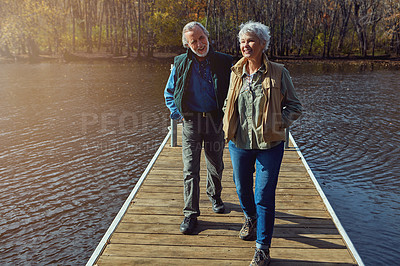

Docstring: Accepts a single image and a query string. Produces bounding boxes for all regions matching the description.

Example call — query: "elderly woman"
[223,21,302,265]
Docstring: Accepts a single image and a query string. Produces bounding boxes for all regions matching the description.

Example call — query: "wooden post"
[171,119,177,147]
[285,127,290,149]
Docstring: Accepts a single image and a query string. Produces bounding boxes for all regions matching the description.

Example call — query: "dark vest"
[173,46,232,119]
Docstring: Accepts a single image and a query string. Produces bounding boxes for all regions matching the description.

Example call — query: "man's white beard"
[190,43,209,58]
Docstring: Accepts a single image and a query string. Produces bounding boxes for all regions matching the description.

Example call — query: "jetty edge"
[86,123,364,265]
[86,129,171,266]
[289,134,364,265]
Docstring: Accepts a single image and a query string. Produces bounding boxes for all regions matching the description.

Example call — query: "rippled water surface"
[0,61,399,265]
[0,61,171,264]
[287,63,400,266]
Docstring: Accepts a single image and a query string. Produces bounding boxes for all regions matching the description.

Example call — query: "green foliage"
[314,33,325,55]
[149,11,182,48]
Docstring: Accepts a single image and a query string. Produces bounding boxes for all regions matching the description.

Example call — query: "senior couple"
[164,21,302,266]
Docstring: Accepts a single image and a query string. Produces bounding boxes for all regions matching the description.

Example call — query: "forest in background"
[0,0,400,61]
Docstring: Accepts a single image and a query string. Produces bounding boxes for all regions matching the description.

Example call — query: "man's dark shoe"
[210,197,225,213]
[250,248,271,266]
[239,216,257,240]
[180,217,197,234]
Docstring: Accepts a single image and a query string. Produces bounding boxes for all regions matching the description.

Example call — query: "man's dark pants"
[181,112,224,218]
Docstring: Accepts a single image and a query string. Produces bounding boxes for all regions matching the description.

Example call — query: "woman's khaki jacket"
[223,54,302,143]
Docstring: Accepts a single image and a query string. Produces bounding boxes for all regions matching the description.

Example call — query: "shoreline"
[1,51,400,67]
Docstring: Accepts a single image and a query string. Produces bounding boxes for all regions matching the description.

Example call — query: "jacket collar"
[232,53,270,76]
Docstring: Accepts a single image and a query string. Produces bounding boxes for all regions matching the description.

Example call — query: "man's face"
[185,25,209,59]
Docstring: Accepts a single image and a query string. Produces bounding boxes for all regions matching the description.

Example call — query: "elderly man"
[164,21,233,234]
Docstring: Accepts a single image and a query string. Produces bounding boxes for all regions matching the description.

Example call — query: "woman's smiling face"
[240,32,265,60]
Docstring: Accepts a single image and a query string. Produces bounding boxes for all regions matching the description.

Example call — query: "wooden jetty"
[87,124,364,265]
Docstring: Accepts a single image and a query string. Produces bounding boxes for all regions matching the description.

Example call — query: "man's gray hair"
[238,21,270,52]
[182,21,209,48]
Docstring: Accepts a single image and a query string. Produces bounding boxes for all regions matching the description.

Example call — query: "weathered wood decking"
[88,127,363,265]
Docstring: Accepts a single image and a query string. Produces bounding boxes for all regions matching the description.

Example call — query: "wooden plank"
[127,206,332,219]
[120,214,337,229]
[149,168,311,177]
[152,161,310,173]
[114,223,341,239]
[134,192,321,201]
[138,186,320,195]
[110,232,346,249]
[141,179,318,188]
[130,198,327,210]
[96,256,248,266]
[144,172,312,182]
[97,256,355,266]
[156,154,303,163]
[101,244,355,263]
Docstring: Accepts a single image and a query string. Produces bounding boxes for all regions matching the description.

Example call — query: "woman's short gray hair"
[238,21,270,52]
[182,22,209,48]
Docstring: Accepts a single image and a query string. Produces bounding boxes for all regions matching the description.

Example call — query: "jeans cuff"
[244,213,257,220]
[256,242,270,250]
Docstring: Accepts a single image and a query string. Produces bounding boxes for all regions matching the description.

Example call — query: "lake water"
[0,60,398,265]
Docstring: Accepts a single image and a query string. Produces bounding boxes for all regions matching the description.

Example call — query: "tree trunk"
[327,10,338,58]
[337,0,352,51]
[137,0,142,57]
[72,16,76,52]
[98,1,104,51]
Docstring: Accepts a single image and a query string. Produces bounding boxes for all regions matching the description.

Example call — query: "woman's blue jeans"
[229,141,284,249]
